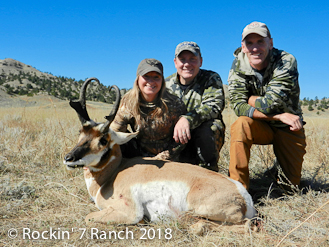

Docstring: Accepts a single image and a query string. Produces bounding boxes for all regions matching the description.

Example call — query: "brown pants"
[229,116,306,190]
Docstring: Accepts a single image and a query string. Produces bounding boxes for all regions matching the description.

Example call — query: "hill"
[1,58,327,118]
[0,58,229,108]
[0,58,123,104]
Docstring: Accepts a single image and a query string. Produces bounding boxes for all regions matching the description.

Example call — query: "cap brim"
[242,30,268,41]
[176,48,199,57]
[138,67,162,76]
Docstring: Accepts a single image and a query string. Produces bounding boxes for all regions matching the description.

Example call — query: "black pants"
[178,119,225,172]
[120,138,142,158]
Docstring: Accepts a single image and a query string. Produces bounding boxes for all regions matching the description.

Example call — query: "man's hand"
[248,95,303,131]
[173,117,191,144]
[274,113,303,131]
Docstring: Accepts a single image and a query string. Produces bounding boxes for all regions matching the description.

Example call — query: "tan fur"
[64,124,255,227]
[110,158,247,222]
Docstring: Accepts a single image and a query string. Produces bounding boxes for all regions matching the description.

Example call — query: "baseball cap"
[175,41,201,57]
[242,21,271,41]
[136,58,163,76]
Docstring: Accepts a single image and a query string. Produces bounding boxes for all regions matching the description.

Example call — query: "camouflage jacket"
[110,91,186,157]
[166,69,225,130]
[228,47,303,127]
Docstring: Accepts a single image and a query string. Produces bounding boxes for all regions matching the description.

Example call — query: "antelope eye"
[99,137,108,146]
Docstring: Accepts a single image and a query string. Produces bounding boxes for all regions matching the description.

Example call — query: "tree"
[5,84,14,95]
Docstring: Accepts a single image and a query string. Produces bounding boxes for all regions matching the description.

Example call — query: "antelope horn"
[69,77,100,125]
[100,85,121,133]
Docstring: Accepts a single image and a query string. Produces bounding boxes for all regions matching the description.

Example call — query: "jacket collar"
[233,47,275,76]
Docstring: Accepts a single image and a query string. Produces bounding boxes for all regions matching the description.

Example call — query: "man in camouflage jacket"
[166,41,225,172]
[228,21,306,191]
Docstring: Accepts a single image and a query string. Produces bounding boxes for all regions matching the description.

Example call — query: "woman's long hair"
[122,75,169,126]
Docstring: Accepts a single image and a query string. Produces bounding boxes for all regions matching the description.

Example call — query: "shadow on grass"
[248,166,329,205]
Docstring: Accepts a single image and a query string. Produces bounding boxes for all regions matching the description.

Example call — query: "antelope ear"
[109,129,139,145]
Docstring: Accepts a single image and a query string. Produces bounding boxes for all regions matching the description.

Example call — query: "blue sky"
[1,0,328,99]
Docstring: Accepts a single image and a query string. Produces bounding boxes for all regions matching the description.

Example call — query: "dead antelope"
[63,77,256,226]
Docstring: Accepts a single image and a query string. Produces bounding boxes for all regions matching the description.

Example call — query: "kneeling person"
[166,41,226,172]
[228,21,307,190]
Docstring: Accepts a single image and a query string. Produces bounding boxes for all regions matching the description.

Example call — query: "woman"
[110,58,186,159]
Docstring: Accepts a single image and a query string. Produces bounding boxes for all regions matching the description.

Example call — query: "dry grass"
[0,99,329,246]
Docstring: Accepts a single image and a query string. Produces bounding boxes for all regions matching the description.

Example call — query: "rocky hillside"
[1,58,229,101]
[0,58,123,103]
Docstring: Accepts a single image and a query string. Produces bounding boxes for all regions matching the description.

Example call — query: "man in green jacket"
[228,21,306,190]
[166,41,225,172]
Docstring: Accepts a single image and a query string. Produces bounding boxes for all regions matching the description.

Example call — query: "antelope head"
[63,77,138,171]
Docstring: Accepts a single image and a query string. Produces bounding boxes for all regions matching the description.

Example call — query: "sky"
[1,0,328,99]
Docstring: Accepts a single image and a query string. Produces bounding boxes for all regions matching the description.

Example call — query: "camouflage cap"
[242,21,271,41]
[136,58,163,76]
[175,41,201,57]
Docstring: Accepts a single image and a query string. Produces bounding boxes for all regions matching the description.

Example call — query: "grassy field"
[0,96,329,246]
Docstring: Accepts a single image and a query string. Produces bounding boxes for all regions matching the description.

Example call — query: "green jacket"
[228,47,303,127]
[166,69,225,130]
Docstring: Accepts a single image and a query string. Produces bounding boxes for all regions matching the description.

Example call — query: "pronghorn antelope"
[63,77,256,226]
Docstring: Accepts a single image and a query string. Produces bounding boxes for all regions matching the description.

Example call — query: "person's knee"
[231,116,253,142]
[196,121,224,148]
[191,120,222,165]
[231,116,252,130]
